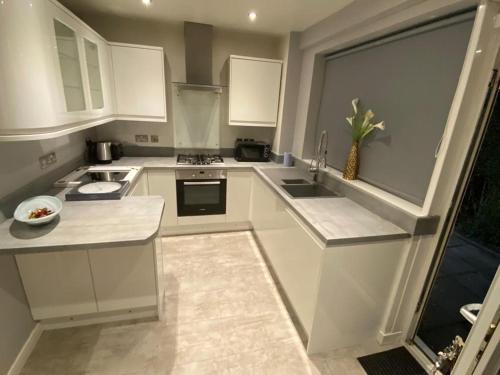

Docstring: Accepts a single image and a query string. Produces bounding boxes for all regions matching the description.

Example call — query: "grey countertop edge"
[1,228,161,256]
[323,233,411,246]
[252,167,411,247]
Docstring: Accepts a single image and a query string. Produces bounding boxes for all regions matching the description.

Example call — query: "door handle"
[460,303,482,324]
[183,181,221,186]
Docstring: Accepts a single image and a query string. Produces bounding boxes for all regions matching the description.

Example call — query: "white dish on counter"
[14,196,62,226]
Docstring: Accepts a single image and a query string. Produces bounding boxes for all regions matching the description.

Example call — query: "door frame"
[453,268,499,375]
[406,43,500,373]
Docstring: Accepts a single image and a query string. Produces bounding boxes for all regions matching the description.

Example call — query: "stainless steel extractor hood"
[175,22,221,93]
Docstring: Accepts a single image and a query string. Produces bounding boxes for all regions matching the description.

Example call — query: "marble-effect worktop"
[115,157,409,245]
[0,156,409,253]
[0,196,164,253]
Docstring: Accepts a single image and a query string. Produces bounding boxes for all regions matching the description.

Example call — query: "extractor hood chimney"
[184,22,213,86]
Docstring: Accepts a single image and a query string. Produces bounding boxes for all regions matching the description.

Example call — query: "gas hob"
[176,154,224,165]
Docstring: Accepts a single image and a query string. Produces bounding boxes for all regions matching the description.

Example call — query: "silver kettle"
[96,142,112,164]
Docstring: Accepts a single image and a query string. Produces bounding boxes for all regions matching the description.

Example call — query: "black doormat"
[357,347,427,375]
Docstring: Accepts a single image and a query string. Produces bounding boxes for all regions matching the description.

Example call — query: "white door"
[452,268,500,375]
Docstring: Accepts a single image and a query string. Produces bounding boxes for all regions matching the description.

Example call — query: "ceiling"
[59,0,354,35]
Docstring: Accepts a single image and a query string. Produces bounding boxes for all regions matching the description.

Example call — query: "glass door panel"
[84,39,104,109]
[54,20,86,112]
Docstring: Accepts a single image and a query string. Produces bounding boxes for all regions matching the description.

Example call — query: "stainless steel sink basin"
[281,184,340,198]
[281,178,311,185]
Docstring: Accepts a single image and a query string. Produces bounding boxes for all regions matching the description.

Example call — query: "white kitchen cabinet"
[16,250,97,320]
[111,43,167,122]
[0,0,114,141]
[88,244,157,312]
[227,170,253,223]
[148,170,177,227]
[229,55,282,127]
[0,0,166,141]
[129,171,149,196]
[250,175,322,334]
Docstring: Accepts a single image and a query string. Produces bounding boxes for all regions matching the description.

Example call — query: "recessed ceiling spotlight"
[248,11,257,22]
[142,0,152,6]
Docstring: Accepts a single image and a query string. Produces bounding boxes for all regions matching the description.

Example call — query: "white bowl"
[14,196,63,226]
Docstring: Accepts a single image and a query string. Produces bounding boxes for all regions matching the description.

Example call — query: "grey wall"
[0,128,93,373]
[315,16,473,205]
[0,256,36,375]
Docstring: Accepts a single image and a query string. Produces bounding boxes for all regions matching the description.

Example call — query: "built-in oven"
[176,169,227,216]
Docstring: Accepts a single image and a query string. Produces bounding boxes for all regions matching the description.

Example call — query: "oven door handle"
[183,181,221,186]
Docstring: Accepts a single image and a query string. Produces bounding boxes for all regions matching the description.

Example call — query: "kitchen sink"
[281,183,340,198]
[281,178,311,185]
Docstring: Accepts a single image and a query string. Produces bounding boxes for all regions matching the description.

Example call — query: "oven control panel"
[175,169,227,180]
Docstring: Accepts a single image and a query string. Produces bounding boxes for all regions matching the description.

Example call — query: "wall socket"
[135,134,149,143]
[150,135,159,143]
[39,152,57,169]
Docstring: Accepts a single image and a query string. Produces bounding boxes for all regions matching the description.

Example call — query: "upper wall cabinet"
[0,0,166,141]
[0,0,114,141]
[110,43,167,122]
[228,55,282,127]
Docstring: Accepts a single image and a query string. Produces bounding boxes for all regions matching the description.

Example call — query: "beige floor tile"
[20,231,372,375]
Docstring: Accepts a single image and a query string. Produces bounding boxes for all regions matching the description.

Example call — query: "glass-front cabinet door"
[53,19,86,112]
[84,38,104,109]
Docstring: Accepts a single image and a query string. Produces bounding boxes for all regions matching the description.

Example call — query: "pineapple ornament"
[343,98,385,180]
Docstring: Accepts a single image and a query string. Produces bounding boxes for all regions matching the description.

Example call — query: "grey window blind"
[315,14,474,205]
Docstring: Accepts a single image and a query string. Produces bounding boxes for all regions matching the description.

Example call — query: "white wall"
[74,12,284,150]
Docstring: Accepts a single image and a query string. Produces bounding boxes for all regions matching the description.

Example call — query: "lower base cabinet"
[250,173,407,354]
[147,170,177,227]
[251,175,322,335]
[16,242,158,321]
[146,169,253,233]
[88,244,157,312]
[15,251,98,320]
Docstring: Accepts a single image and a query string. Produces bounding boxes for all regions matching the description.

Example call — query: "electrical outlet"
[150,135,159,143]
[135,134,149,143]
[39,152,57,169]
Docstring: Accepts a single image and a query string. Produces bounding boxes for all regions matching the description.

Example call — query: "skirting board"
[7,323,42,375]
[377,329,403,346]
[164,221,252,236]
[41,307,157,330]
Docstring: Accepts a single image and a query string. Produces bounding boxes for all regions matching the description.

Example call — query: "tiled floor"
[21,231,370,375]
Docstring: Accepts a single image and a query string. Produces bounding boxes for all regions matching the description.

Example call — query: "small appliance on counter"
[234,139,271,162]
[85,139,123,164]
[55,166,140,201]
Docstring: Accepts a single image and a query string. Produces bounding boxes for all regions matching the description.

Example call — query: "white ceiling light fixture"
[248,11,257,22]
[142,0,152,7]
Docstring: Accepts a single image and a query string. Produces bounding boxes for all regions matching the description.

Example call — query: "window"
[315,13,474,204]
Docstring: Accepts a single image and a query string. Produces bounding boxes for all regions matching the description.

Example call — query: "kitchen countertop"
[253,167,409,246]
[0,156,409,252]
[117,157,409,245]
[111,156,272,169]
[0,196,164,253]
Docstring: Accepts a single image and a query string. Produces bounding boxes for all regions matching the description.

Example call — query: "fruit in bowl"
[14,196,62,226]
